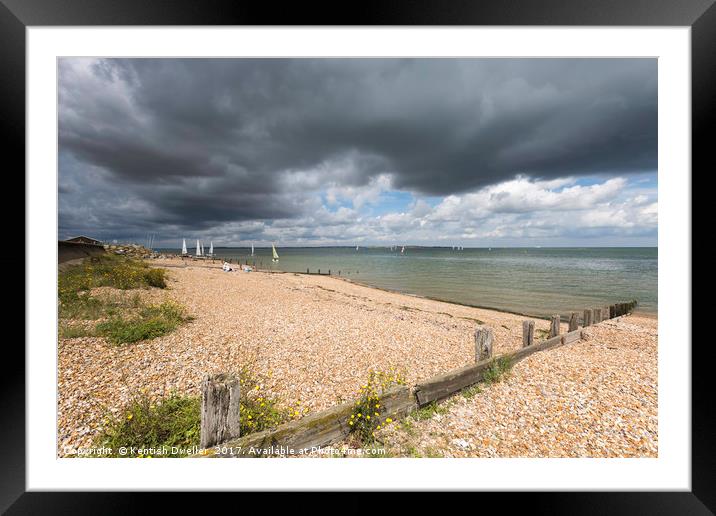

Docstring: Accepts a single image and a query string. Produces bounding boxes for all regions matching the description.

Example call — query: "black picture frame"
[3,0,709,512]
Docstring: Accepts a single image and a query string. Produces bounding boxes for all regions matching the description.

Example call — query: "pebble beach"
[57,258,657,457]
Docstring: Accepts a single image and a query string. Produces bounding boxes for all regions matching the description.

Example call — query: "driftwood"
[522,320,535,347]
[200,373,241,448]
[474,327,494,362]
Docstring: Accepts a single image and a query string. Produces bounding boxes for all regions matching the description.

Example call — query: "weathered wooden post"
[609,305,616,318]
[593,308,602,324]
[200,373,241,449]
[568,312,578,332]
[307,268,310,274]
[583,309,593,327]
[318,269,321,274]
[522,320,535,347]
[603,306,610,320]
[475,327,494,362]
[549,315,560,338]
[328,269,331,275]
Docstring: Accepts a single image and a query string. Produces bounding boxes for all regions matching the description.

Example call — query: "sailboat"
[400,246,405,255]
[251,244,254,256]
[356,245,359,251]
[195,239,201,257]
[182,238,188,256]
[272,243,279,263]
[208,241,214,257]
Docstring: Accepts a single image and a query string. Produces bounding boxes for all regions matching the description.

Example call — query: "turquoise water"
[158,247,657,317]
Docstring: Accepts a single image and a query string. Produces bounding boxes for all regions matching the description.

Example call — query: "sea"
[157,246,657,317]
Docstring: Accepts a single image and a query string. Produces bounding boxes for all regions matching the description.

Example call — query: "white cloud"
[242,175,657,246]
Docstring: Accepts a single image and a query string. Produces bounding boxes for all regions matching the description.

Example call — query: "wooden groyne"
[195,299,637,457]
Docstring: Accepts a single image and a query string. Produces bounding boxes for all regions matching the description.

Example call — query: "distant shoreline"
[154,255,657,320]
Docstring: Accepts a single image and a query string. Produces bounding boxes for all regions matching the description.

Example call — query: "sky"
[58,58,657,247]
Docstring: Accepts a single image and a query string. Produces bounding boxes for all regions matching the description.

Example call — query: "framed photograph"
[6,0,709,511]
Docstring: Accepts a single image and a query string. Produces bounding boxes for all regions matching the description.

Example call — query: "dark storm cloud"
[58,58,656,241]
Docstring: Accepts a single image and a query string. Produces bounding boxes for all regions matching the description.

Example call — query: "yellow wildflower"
[386,418,392,423]
[127,414,133,420]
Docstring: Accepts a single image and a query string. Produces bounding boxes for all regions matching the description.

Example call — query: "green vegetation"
[461,383,483,400]
[348,368,406,443]
[481,356,513,385]
[238,366,302,435]
[58,255,189,345]
[58,322,99,339]
[94,369,294,458]
[411,400,451,421]
[95,392,200,457]
[535,328,550,340]
[96,301,191,345]
[59,255,168,319]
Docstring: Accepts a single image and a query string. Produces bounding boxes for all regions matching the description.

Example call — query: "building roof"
[65,235,103,245]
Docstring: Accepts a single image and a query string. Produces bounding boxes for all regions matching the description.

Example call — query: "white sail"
[356,245,359,251]
[401,246,405,254]
[196,239,201,256]
[251,244,254,256]
[182,239,187,255]
[272,243,279,262]
[209,241,214,255]
[201,242,204,255]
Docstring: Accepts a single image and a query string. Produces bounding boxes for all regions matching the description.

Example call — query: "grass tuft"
[94,392,200,457]
[96,301,191,345]
[482,356,513,385]
[59,255,168,319]
[411,401,451,421]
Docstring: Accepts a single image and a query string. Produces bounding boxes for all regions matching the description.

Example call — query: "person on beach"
[222,261,233,272]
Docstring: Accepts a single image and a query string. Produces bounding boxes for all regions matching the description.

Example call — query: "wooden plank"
[539,334,565,352]
[200,386,415,457]
[414,360,494,406]
[475,327,494,362]
[522,320,535,347]
[416,331,570,407]
[593,308,602,324]
[200,373,241,448]
[562,328,581,344]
